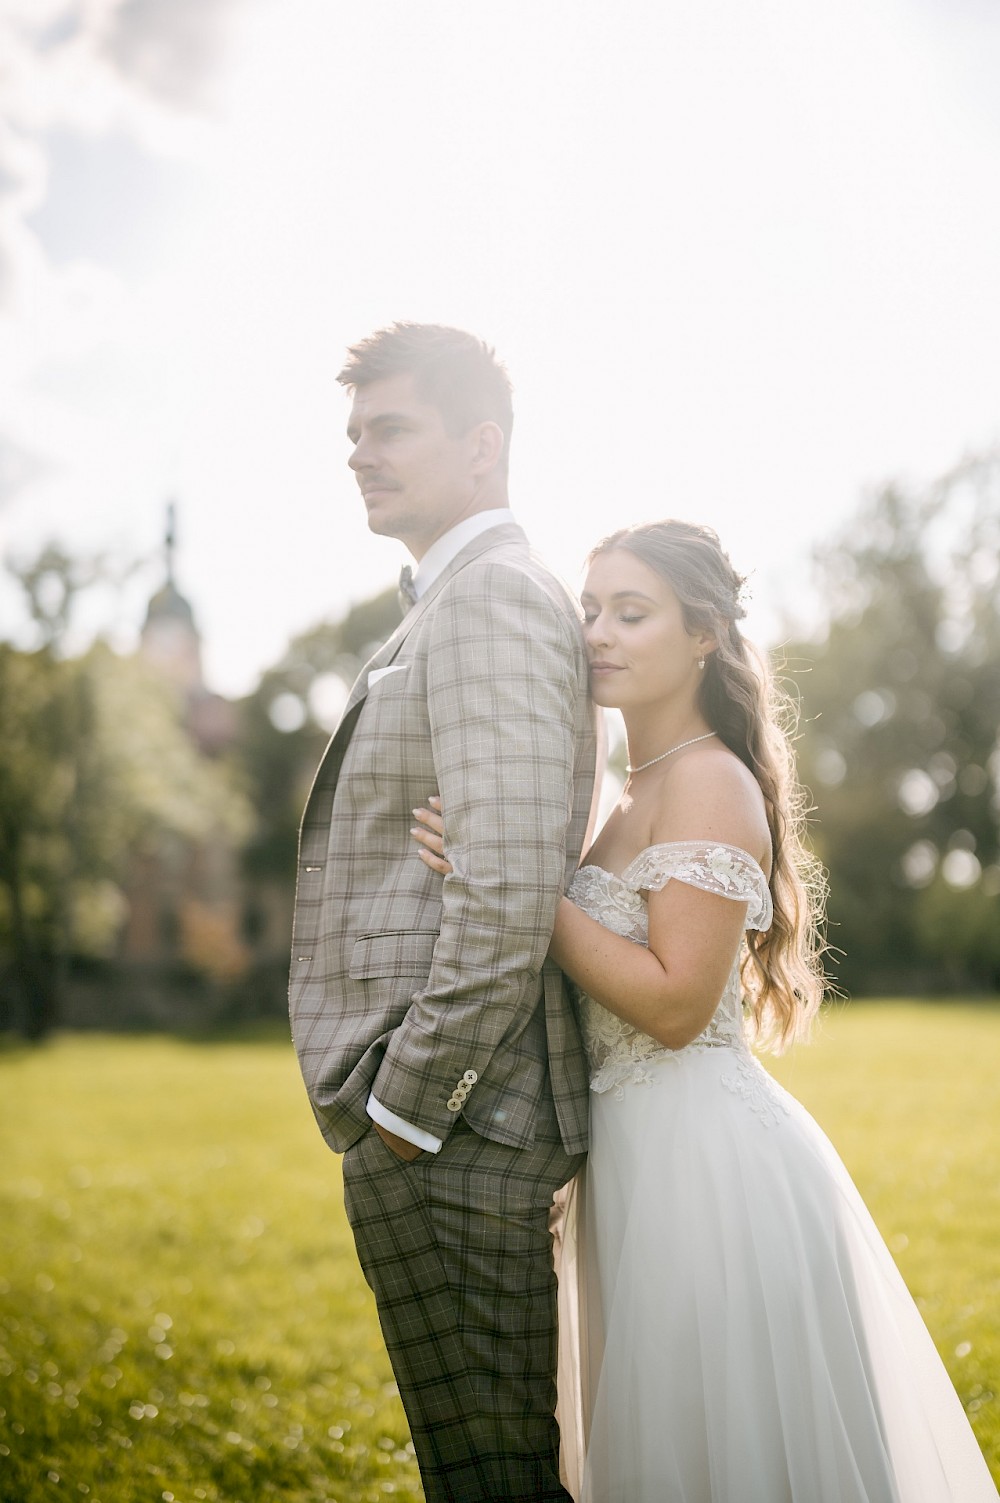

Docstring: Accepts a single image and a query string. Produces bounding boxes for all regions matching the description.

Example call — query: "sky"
[1,0,999,697]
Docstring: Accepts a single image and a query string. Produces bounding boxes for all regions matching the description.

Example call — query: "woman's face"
[580,548,710,713]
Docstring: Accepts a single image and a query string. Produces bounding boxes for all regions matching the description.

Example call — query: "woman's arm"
[548,886,748,1049]
[412,753,768,1051]
[553,753,769,1046]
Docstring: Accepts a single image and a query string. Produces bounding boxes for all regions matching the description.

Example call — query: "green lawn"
[1,1002,998,1502]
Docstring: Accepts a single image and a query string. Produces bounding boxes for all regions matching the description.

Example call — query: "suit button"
[446,1097,462,1112]
[454,1084,469,1100]
[463,1070,478,1085]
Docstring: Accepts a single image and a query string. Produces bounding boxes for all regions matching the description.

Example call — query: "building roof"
[143,580,196,630]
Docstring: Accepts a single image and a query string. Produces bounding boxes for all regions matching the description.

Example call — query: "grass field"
[1,1001,998,1502]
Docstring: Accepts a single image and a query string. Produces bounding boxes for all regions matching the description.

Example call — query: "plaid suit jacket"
[289,524,598,1157]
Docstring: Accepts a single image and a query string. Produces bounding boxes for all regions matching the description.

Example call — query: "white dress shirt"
[367,508,516,1152]
[407,508,515,600]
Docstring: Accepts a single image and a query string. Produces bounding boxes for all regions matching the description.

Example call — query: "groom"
[289,322,598,1502]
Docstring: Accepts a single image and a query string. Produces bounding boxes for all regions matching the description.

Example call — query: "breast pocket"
[367,664,409,689]
[349,931,437,981]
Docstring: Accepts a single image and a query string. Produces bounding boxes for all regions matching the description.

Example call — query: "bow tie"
[398,564,418,612]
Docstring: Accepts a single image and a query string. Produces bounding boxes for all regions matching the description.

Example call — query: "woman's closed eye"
[584,612,646,626]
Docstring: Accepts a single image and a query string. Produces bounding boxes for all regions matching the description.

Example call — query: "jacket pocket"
[349,930,436,980]
[367,664,409,688]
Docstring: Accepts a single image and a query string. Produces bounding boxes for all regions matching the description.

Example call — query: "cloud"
[103,0,249,115]
[0,438,48,511]
[0,0,259,552]
[0,0,256,261]
[2,0,255,147]
[0,118,48,310]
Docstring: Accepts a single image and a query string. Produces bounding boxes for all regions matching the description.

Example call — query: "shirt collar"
[410,509,515,599]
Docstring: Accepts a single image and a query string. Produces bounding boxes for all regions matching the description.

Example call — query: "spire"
[145,500,194,627]
[140,498,202,692]
[165,499,177,586]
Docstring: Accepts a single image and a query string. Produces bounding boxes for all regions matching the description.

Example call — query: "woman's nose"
[584,612,611,647]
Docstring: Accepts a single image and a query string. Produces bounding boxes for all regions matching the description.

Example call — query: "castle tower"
[140,502,203,695]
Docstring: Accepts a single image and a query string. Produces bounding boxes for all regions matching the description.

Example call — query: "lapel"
[341,522,527,717]
[306,523,528,805]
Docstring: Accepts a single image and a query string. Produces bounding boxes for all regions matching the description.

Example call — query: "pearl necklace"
[625,731,716,776]
[624,731,715,793]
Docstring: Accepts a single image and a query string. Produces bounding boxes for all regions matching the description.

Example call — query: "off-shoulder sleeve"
[619,841,772,931]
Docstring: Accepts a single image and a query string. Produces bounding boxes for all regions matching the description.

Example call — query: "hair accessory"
[731,571,751,620]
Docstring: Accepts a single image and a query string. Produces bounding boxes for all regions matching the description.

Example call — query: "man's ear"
[469,420,505,475]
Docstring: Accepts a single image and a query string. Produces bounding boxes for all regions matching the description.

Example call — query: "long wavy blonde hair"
[590,520,828,1050]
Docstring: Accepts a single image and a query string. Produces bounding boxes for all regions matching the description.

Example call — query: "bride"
[412,519,997,1501]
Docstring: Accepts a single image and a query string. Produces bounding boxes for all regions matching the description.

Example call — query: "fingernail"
[412,808,424,817]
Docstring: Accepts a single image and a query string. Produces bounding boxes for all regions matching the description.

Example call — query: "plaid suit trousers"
[343,1117,585,1503]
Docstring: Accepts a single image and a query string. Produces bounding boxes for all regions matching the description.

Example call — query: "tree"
[786,455,1000,993]
[236,586,402,885]
[0,541,254,1035]
[0,537,406,1033]
[0,639,253,1035]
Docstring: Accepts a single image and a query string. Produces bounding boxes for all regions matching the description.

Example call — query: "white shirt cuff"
[366,1093,443,1153]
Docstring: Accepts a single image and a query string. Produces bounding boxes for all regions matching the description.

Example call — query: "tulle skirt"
[555,1045,997,1502]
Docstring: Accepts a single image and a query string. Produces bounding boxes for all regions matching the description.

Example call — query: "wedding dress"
[555,841,997,1502]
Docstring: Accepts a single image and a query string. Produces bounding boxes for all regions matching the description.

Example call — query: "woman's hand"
[411,795,453,875]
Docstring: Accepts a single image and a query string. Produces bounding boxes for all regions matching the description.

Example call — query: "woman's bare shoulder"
[651,747,771,871]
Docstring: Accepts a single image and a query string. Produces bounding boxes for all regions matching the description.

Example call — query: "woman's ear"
[694,629,718,662]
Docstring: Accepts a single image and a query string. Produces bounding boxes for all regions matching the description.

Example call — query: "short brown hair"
[337,322,514,475]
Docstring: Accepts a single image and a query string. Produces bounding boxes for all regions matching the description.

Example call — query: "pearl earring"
[697,657,706,670]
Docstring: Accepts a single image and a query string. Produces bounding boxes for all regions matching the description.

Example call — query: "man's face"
[346,374,480,559]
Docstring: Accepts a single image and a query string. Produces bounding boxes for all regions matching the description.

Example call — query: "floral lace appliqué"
[569,842,779,1109]
[719,1051,791,1128]
[618,841,773,930]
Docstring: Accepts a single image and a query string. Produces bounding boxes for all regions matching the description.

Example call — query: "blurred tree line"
[786,454,1000,993]
[0,541,400,1038]
[1,455,997,1037]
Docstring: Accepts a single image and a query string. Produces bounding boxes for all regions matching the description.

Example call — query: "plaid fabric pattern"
[342,1118,584,1503]
[289,525,597,1498]
[289,525,598,1156]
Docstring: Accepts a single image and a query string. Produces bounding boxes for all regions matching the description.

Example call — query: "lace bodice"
[568,841,773,1097]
